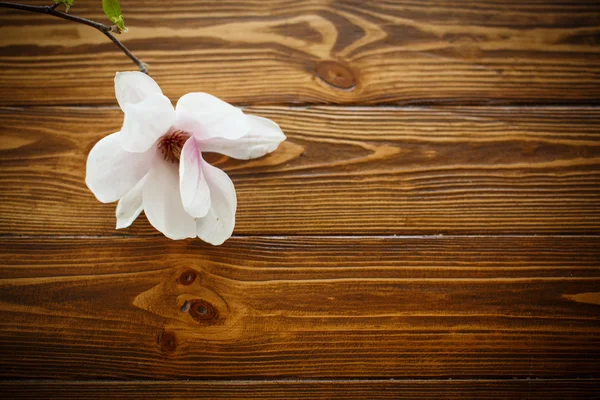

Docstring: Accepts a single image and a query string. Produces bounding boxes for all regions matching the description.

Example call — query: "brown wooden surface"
[1,0,599,398]
[1,236,599,379]
[1,380,598,399]
[1,1,599,106]
[1,106,599,235]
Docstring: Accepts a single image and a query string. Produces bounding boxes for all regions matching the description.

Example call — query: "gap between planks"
[2,234,600,240]
[1,378,597,383]
[2,104,600,110]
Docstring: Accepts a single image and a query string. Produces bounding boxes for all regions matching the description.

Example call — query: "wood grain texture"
[1,0,599,106]
[1,106,599,236]
[1,236,599,379]
[1,380,598,399]
[1,0,599,394]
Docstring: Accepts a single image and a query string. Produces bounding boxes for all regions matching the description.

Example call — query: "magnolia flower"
[86,72,285,243]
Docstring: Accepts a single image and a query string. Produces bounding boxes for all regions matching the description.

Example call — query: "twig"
[0,1,148,74]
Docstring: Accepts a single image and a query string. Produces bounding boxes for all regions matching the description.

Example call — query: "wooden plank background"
[1,0,600,106]
[2,106,599,235]
[1,380,599,399]
[1,0,599,398]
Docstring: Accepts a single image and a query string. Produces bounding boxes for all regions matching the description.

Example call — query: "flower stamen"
[157,131,189,163]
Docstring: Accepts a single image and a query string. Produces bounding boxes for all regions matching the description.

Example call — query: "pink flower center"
[157,131,190,163]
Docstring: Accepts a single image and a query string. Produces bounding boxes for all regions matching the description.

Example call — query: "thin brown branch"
[0,1,148,74]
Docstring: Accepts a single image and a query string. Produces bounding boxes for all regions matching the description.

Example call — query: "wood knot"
[158,331,177,353]
[177,269,197,286]
[182,299,219,323]
[315,61,356,90]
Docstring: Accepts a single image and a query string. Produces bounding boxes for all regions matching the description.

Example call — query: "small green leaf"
[55,0,75,13]
[102,0,128,32]
[102,0,121,19]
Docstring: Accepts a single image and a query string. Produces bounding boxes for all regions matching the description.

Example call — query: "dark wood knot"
[182,299,219,323]
[177,269,197,285]
[315,61,356,90]
[158,331,177,353]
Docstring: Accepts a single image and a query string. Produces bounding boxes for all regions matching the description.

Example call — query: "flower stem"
[0,1,148,74]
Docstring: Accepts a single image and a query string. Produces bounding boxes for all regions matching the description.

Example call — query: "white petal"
[200,115,286,160]
[142,162,197,240]
[116,175,147,229]
[195,160,237,245]
[115,71,163,110]
[86,132,156,203]
[179,138,211,218]
[175,92,250,141]
[119,93,175,153]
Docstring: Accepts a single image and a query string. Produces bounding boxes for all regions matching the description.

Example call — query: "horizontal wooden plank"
[1,106,599,236]
[1,379,598,399]
[1,1,599,106]
[1,236,599,379]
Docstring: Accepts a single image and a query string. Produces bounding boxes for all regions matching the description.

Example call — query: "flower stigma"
[157,131,190,163]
